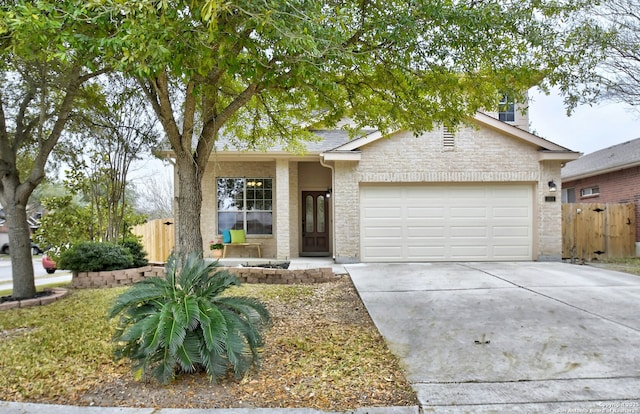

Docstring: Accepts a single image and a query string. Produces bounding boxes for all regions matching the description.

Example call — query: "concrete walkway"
[346,262,640,413]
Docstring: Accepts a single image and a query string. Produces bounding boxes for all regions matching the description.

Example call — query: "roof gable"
[331,112,575,154]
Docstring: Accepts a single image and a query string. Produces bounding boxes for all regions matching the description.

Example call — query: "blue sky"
[528,88,640,155]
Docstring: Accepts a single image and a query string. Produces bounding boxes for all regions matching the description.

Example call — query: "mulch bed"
[76,276,418,410]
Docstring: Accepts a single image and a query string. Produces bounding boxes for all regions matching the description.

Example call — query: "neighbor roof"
[562,137,640,181]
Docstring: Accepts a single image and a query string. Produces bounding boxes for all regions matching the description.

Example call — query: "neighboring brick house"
[191,107,579,263]
[561,138,640,245]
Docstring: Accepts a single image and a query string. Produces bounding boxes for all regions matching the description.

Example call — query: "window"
[562,187,576,203]
[217,178,273,234]
[580,186,600,197]
[498,95,515,122]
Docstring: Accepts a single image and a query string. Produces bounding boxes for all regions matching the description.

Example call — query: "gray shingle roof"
[562,137,640,180]
[213,129,371,153]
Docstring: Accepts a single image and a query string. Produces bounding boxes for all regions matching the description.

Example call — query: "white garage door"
[360,184,532,262]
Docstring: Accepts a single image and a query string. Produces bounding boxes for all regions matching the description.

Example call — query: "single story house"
[561,137,640,247]
[200,109,579,263]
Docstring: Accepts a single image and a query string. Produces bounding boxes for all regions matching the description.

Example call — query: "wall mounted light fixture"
[548,180,557,192]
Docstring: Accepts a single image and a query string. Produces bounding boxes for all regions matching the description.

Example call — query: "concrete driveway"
[346,262,640,413]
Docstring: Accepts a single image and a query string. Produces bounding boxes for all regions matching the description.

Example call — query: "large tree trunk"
[5,194,36,299]
[173,153,204,256]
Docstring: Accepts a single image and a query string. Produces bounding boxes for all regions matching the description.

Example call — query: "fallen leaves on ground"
[0,276,417,411]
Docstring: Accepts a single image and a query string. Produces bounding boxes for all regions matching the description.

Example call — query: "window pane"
[317,196,325,233]
[217,177,272,235]
[218,212,244,232]
[248,200,264,210]
[247,212,272,234]
[217,178,244,210]
[306,195,314,233]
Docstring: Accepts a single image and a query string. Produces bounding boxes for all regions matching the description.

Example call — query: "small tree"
[34,194,147,261]
[58,75,159,243]
[0,1,110,299]
[109,253,270,384]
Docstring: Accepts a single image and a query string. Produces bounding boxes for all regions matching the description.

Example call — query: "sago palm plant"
[108,253,270,384]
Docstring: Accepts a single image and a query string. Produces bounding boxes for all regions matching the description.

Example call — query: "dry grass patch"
[592,257,640,276]
[0,276,417,410]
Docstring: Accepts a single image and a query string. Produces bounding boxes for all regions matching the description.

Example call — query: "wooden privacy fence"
[562,203,635,261]
[132,218,175,263]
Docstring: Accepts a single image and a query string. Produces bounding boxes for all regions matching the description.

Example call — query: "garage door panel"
[407,226,446,237]
[361,184,532,262]
[406,207,445,217]
[407,246,446,258]
[493,207,530,218]
[363,207,403,218]
[450,207,488,218]
[450,226,488,237]
[450,246,489,258]
[493,226,530,237]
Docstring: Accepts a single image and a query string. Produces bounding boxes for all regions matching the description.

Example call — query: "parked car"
[1,240,44,255]
[42,254,57,274]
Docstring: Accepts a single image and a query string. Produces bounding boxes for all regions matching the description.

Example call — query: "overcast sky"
[528,88,640,155]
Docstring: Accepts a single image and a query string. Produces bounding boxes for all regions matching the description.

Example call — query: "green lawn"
[0,287,127,401]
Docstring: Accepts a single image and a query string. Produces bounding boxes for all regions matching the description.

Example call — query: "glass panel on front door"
[317,195,325,233]
[305,195,314,233]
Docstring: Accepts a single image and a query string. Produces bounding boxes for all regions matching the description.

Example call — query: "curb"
[0,401,421,414]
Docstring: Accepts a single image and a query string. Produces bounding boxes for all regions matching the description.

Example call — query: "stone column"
[275,159,290,260]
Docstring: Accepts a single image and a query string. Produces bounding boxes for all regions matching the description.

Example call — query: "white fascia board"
[321,151,362,161]
[331,130,384,151]
[538,151,581,162]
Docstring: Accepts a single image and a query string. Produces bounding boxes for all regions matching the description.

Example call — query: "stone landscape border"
[1,264,336,310]
[0,287,69,311]
[70,264,337,289]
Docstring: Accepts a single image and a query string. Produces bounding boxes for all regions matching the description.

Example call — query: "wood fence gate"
[132,218,175,263]
[562,203,635,261]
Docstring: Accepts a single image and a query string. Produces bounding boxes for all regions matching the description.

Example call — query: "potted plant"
[209,238,224,258]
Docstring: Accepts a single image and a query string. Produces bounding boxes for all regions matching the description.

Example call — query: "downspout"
[320,154,336,262]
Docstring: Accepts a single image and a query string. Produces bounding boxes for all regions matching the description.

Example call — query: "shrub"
[121,238,149,268]
[58,242,134,272]
[108,253,271,384]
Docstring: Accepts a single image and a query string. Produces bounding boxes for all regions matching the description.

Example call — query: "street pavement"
[0,257,71,292]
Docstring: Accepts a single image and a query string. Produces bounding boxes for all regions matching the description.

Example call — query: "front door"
[301,191,330,255]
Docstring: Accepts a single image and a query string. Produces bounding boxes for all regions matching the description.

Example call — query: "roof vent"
[443,126,455,150]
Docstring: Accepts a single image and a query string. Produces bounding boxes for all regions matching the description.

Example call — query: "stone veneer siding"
[71,265,166,289]
[70,265,336,289]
